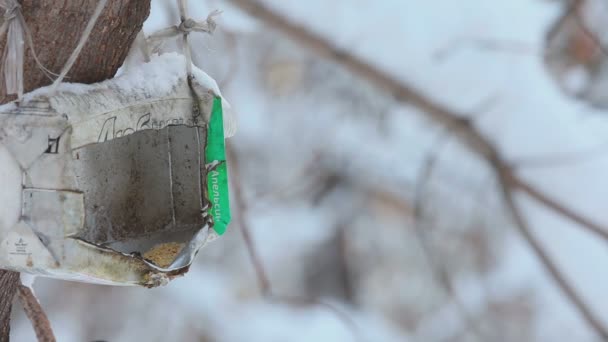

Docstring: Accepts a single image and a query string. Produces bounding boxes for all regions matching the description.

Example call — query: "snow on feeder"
[0,53,234,286]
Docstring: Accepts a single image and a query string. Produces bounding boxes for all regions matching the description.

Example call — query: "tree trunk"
[0,1,150,340]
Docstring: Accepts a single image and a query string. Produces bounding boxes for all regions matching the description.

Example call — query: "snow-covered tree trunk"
[0,1,150,340]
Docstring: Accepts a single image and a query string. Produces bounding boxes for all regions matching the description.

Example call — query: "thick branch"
[227,0,608,338]
[226,0,498,163]
[16,286,54,342]
[227,143,363,342]
[413,133,489,341]
[510,176,608,241]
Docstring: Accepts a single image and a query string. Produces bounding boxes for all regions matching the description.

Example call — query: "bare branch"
[227,142,273,296]
[226,143,365,341]
[512,139,608,169]
[510,176,608,242]
[225,0,499,166]
[413,132,488,341]
[0,271,19,342]
[434,37,538,61]
[498,169,608,341]
[226,0,608,338]
[16,286,55,342]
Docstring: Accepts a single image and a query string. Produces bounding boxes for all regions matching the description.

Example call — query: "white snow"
[18,53,217,101]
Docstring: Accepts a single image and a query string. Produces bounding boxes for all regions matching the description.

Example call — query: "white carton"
[0,53,232,286]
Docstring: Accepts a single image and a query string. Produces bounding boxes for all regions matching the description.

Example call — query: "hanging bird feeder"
[0,52,234,287]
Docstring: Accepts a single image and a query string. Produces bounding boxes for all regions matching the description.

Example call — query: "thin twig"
[512,138,608,169]
[17,285,55,342]
[509,176,608,242]
[413,132,488,342]
[227,142,365,341]
[225,0,498,161]
[227,142,272,295]
[335,224,355,302]
[226,0,608,338]
[498,169,608,341]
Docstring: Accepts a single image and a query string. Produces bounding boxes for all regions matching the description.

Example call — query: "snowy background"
[10,0,608,341]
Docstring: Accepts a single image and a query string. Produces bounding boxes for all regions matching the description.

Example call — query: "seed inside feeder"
[143,242,185,268]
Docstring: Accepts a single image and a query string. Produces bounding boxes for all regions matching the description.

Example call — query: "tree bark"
[17,286,55,342]
[0,272,18,342]
[0,0,151,103]
[0,1,150,340]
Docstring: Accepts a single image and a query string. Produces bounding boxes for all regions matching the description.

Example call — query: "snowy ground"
[9,0,608,341]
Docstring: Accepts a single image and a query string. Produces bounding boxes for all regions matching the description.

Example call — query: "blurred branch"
[224,0,496,160]
[413,132,488,342]
[434,38,538,61]
[498,169,608,340]
[251,152,323,204]
[227,143,365,341]
[512,138,608,169]
[335,225,355,303]
[227,143,273,296]
[226,0,608,339]
[16,285,55,342]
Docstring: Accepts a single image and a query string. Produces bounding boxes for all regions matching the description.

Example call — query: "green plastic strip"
[205,96,231,235]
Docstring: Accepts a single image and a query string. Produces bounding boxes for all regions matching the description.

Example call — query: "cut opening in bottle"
[70,125,209,269]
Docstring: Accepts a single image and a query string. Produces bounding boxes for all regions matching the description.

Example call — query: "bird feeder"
[0,53,233,286]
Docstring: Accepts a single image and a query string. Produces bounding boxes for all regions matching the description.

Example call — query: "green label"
[205,97,231,235]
